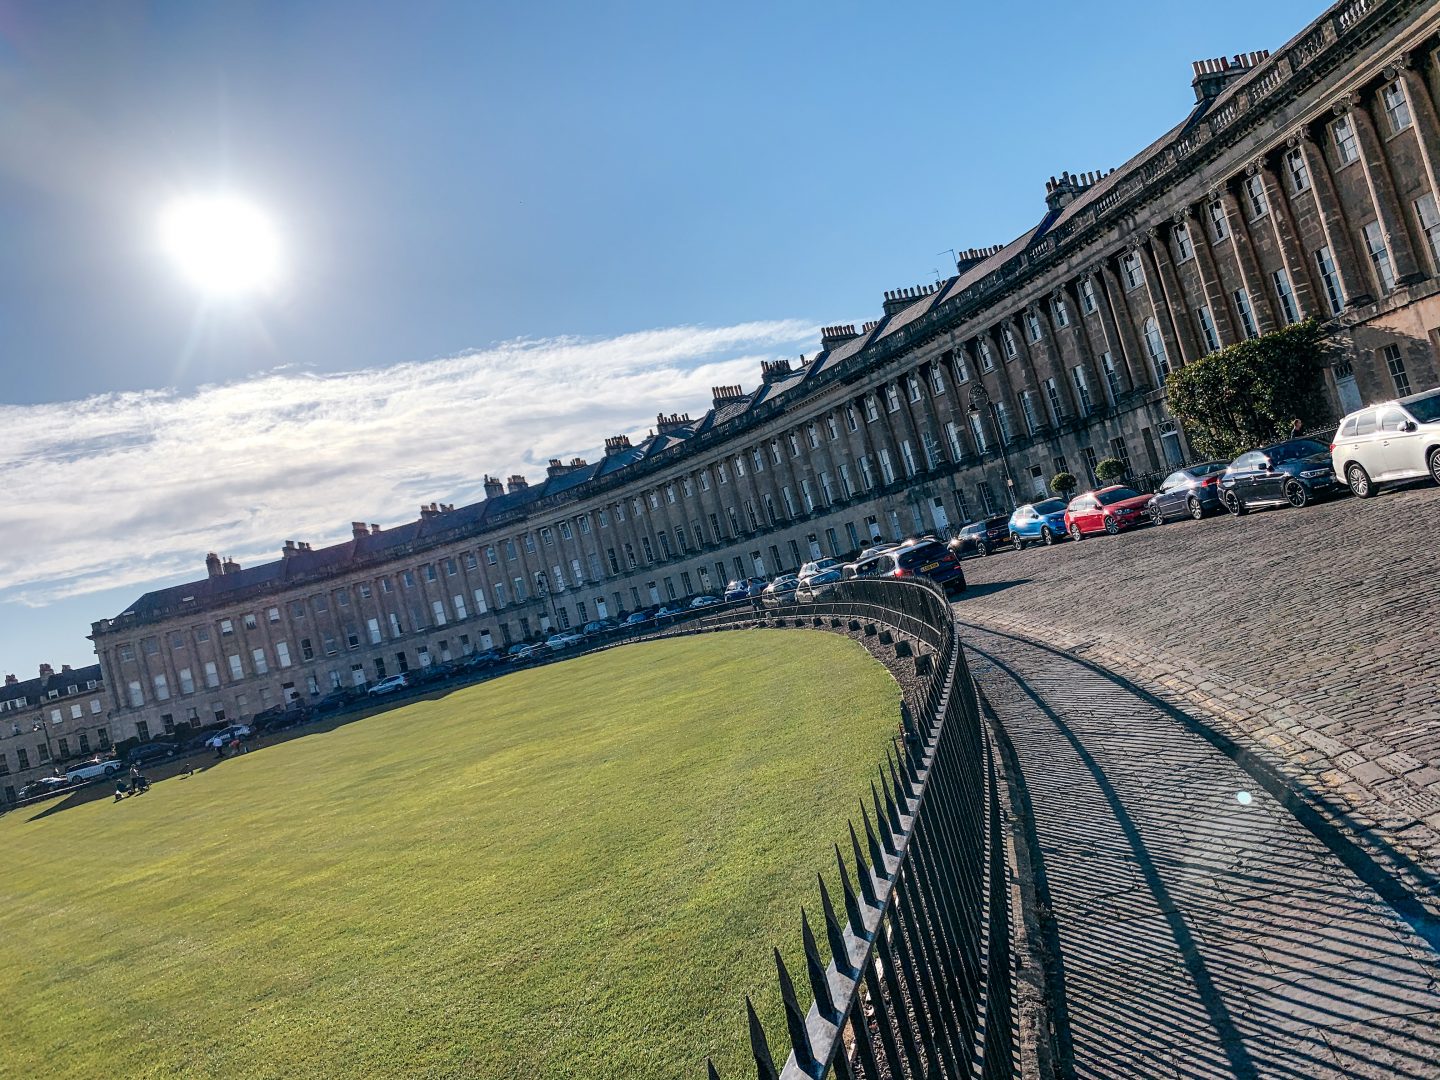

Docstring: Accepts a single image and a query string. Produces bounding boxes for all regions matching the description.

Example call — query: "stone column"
[1220,185,1277,333]
[1145,227,1202,366]
[1345,91,1425,285]
[1098,260,1147,394]
[1256,156,1319,318]
[1184,204,1240,344]
[1395,54,1440,253]
[1294,128,1373,307]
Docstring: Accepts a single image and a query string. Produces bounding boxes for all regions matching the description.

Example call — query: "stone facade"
[89,0,1440,743]
[0,664,108,804]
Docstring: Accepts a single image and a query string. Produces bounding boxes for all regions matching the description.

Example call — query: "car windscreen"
[1033,499,1067,514]
[1190,462,1228,477]
[1404,392,1440,423]
[1271,439,1328,463]
[1097,487,1142,505]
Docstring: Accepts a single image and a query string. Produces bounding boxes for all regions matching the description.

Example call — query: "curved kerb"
[610,580,1015,1080]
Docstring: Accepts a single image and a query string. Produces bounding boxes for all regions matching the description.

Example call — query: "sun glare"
[159,195,281,297]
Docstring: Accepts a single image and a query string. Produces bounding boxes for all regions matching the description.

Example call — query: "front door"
[1376,406,1422,477]
[1334,360,1363,414]
[930,497,949,533]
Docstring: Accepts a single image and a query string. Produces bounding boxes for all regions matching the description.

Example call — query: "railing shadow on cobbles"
[599,580,1015,1080]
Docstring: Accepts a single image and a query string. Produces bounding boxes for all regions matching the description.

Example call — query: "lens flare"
[159,195,281,296]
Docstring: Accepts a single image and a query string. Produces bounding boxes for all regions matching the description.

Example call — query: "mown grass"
[0,630,899,1079]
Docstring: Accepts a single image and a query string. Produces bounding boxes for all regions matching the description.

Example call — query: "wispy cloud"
[0,320,816,611]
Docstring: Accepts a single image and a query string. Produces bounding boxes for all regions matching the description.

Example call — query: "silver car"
[1330,389,1440,497]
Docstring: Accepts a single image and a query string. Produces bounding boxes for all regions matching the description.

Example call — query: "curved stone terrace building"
[90,0,1440,740]
[0,663,109,805]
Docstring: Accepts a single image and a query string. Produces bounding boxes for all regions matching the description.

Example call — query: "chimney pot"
[4,674,16,686]
[205,552,222,578]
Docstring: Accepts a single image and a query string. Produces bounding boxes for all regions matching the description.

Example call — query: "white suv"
[1330,389,1440,497]
[65,757,124,783]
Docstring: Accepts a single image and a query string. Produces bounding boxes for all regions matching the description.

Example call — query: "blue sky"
[0,0,1325,674]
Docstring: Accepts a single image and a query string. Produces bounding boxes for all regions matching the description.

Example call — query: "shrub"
[1164,318,1335,459]
[1050,471,1078,498]
[1095,458,1126,483]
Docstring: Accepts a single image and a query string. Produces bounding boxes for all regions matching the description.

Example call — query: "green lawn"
[0,630,899,1079]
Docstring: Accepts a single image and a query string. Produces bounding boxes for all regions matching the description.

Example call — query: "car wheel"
[1103,515,1119,535]
[1150,505,1166,525]
[1224,491,1247,516]
[976,541,988,557]
[1014,537,1025,551]
[1041,526,1055,546]
[1428,446,1440,487]
[1346,462,1373,498]
[1285,481,1310,508]
[1187,496,1203,520]
[1069,523,1083,542]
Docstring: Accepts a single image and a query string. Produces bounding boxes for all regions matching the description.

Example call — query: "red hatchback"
[1064,486,1155,539]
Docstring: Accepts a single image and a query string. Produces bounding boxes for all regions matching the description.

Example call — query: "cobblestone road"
[965,624,1440,1079]
[955,480,1440,911]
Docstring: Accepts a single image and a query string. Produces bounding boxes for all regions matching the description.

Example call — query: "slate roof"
[0,663,104,712]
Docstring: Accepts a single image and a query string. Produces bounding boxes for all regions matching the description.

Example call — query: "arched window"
[1143,317,1169,381]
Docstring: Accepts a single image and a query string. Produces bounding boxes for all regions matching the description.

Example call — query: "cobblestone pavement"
[955,480,1440,912]
[965,624,1440,1079]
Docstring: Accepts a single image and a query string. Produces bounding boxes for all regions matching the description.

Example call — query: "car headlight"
[1114,507,1134,515]
[1299,469,1330,479]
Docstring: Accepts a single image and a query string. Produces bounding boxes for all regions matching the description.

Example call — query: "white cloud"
[0,319,816,611]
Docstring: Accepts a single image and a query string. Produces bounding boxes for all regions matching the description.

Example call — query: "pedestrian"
[215,741,225,759]
[1289,417,1304,439]
[114,780,126,802]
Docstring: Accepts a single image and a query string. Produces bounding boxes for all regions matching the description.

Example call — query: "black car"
[853,539,968,594]
[949,516,1012,558]
[1218,438,1343,514]
[1145,461,1231,522]
[125,742,178,767]
[313,689,362,715]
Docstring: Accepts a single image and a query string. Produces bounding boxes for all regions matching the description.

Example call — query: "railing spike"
[801,907,841,1024]
[871,782,898,858]
[773,947,817,1071]
[745,996,780,1080]
[861,801,888,875]
[880,766,904,835]
[818,874,860,978]
[849,821,880,907]
[834,844,872,940]
[707,1057,722,1080]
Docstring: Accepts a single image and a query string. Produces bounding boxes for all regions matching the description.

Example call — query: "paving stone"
[963,625,1440,1080]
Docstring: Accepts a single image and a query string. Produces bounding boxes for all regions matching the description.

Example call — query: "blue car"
[1008,498,1071,548]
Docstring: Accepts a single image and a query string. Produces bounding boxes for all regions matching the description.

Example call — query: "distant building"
[0,663,108,804]
[91,0,1440,741]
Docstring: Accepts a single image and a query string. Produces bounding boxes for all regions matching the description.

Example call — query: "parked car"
[949,516,1012,557]
[796,558,843,584]
[125,741,179,766]
[366,674,409,697]
[689,595,720,608]
[64,756,124,783]
[506,643,546,663]
[1219,438,1342,514]
[1145,462,1231,522]
[1007,499,1072,547]
[19,776,75,799]
[723,577,768,601]
[1064,486,1154,539]
[849,539,967,593]
[313,689,362,714]
[761,574,799,605]
[1330,389,1440,497]
[582,619,617,635]
[653,604,685,619]
[204,723,254,748]
[623,611,651,626]
[546,631,585,649]
[855,543,898,561]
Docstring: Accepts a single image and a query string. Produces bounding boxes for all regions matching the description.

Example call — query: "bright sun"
[159,195,282,297]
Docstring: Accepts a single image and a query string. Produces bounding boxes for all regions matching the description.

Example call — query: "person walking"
[1289,417,1304,439]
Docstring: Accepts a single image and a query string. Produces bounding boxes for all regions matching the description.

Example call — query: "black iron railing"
[630,579,1015,1079]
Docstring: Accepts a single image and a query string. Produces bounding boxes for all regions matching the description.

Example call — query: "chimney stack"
[711,384,746,409]
[420,502,444,519]
[4,674,16,686]
[352,522,369,540]
[483,475,505,499]
[222,557,240,574]
[1190,50,1270,102]
[655,412,693,434]
[282,540,298,558]
[205,552,222,579]
[603,435,633,457]
[820,324,860,351]
[39,663,53,678]
[370,524,381,535]
[506,475,529,493]
[881,282,942,316]
[61,664,72,673]
[759,359,794,384]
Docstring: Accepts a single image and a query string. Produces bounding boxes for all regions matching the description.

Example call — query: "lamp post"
[534,571,560,633]
[968,385,1018,508]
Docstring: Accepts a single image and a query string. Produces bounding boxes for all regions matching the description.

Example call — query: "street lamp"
[968,385,1019,509]
[534,570,560,633]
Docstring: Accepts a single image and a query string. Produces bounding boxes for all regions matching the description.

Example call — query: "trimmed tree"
[1164,318,1335,460]
[1095,458,1126,484]
[1050,471,1078,498]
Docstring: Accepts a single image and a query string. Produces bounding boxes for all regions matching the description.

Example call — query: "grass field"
[0,630,899,1079]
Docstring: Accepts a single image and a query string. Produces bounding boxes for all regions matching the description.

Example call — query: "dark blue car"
[1007,499,1071,548]
[1144,461,1230,522]
[1218,439,1343,514]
